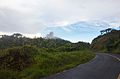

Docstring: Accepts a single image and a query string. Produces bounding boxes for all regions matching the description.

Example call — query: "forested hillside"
[0,33,90,51]
[91,29,120,53]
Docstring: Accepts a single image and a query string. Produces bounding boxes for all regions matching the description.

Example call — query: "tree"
[12,33,23,38]
[100,28,112,35]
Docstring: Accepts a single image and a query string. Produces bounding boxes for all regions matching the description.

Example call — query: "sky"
[0,0,120,42]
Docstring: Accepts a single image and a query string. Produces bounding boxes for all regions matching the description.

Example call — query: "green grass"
[0,47,95,79]
[19,50,95,79]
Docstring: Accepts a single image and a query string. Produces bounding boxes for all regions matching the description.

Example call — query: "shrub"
[0,70,19,79]
[0,45,38,71]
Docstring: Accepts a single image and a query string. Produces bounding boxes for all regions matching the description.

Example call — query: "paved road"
[40,53,120,79]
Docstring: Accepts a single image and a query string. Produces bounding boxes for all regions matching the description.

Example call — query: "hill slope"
[91,30,120,53]
[0,33,90,51]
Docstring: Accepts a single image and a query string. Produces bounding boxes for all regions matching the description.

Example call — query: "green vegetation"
[91,29,120,53]
[0,46,38,71]
[0,46,95,79]
[0,34,94,79]
[0,33,90,50]
[1,28,119,79]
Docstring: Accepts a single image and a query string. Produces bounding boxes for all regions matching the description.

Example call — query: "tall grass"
[20,50,95,79]
[0,46,95,79]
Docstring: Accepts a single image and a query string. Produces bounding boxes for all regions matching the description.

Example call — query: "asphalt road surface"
[40,53,120,79]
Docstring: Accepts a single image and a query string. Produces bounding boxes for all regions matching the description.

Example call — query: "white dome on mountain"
[45,32,59,39]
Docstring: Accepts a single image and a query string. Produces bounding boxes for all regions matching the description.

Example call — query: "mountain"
[91,29,120,53]
[0,33,90,51]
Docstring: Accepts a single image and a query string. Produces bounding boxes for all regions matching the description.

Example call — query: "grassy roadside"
[0,46,95,79]
[20,50,95,79]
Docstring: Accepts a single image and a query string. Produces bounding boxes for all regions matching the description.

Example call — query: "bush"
[0,45,38,71]
[0,70,19,79]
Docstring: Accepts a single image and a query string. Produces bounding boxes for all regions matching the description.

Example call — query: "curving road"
[40,53,120,79]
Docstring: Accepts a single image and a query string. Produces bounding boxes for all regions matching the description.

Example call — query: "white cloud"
[0,31,41,38]
[0,0,120,35]
[62,27,72,32]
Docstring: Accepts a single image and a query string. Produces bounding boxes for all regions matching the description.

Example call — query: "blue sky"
[0,0,120,42]
[42,27,99,43]
[42,21,119,43]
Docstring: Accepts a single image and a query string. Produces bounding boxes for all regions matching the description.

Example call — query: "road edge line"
[106,54,120,79]
[106,54,120,61]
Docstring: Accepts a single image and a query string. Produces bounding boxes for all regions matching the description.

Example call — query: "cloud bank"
[0,0,120,36]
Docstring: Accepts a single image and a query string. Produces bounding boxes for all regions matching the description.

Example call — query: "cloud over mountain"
[0,0,120,42]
